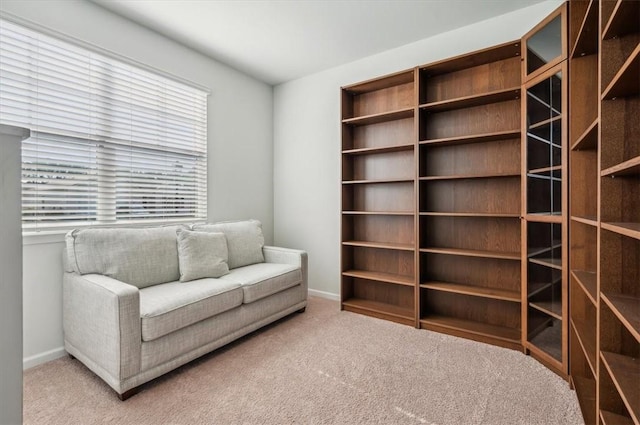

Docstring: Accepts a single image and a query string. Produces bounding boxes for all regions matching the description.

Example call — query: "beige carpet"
[23,297,584,425]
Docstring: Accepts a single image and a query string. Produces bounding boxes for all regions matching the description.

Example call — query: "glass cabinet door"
[523,62,568,371]
[521,2,568,375]
[523,6,566,79]
[526,71,562,216]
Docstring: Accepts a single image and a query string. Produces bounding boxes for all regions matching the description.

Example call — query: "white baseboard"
[23,346,66,370]
[308,288,340,301]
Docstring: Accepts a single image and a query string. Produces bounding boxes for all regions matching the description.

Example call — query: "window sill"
[22,231,67,245]
[22,219,208,245]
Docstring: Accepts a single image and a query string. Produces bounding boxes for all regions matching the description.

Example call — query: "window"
[0,19,208,233]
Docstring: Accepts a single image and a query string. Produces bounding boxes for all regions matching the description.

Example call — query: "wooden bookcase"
[568,1,639,424]
[598,1,639,424]
[416,41,523,351]
[569,1,600,423]
[522,4,569,377]
[339,8,636,421]
[340,69,417,326]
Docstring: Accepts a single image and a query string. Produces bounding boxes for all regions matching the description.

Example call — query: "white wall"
[0,0,274,367]
[0,125,29,425]
[273,0,563,297]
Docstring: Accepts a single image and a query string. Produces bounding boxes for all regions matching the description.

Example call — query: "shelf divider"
[420,247,520,261]
[525,214,563,224]
[419,129,520,147]
[571,215,598,227]
[420,315,520,344]
[600,351,640,424]
[420,281,520,302]
[342,143,415,155]
[601,292,640,342]
[528,278,561,298]
[601,222,640,241]
[342,240,414,251]
[419,87,521,112]
[529,300,563,321]
[342,298,414,325]
[570,118,598,151]
[419,172,519,181]
[343,69,414,93]
[419,212,520,218]
[529,257,563,270]
[570,319,597,377]
[571,270,597,306]
[600,410,634,425]
[342,269,414,287]
[601,43,640,100]
[573,376,597,425]
[342,178,414,185]
[342,211,414,216]
[342,107,414,126]
[602,0,640,40]
[570,0,598,59]
[601,155,640,178]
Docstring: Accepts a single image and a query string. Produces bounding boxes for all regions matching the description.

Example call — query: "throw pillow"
[192,219,265,269]
[176,229,229,282]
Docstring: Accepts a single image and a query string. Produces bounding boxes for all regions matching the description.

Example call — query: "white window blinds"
[0,19,208,232]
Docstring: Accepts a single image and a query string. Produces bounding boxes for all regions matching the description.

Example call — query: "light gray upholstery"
[176,229,229,282]
[139,278,242,341]
[63,273,141,381]
[141,284,306,371]
[62,224,308,397]
[66,226,184,288]
[193,220,265,269]
[221,263,301,304]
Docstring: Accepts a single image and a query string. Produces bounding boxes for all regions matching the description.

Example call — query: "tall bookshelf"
[568,0,639,424]
[339,7,637,421]
[598,1,639,424]
[340,69,417,326]
[416,42,523,351]
[569,0,600,423]
[521,4,569,377]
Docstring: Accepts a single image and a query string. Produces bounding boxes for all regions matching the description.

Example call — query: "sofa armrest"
[263,246,308,294]
[63,273,141,382]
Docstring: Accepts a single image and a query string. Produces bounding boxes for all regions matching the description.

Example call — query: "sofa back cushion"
[65,226,184,288]
[192,220,264,269]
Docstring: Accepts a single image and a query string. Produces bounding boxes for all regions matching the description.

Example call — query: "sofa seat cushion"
[139,278,243,341]
[220,263,302,304]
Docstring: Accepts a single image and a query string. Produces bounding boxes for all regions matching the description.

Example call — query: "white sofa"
[63,220,307,400]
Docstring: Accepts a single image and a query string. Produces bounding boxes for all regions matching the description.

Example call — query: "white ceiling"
[92,0,546,85]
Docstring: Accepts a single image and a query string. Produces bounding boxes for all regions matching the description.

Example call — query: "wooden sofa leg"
[297,307,306,313]
[118,387,140,401]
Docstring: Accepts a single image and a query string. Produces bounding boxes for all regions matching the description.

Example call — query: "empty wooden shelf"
[417,41,524,351]
[573,375,597,425]
[571,270,597,305]
[342,270,414,287]
[420,281,520,303]
[341,69,418,324]
[420,315,521,349]
[342,298,414,325]
[600,351,640,424]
